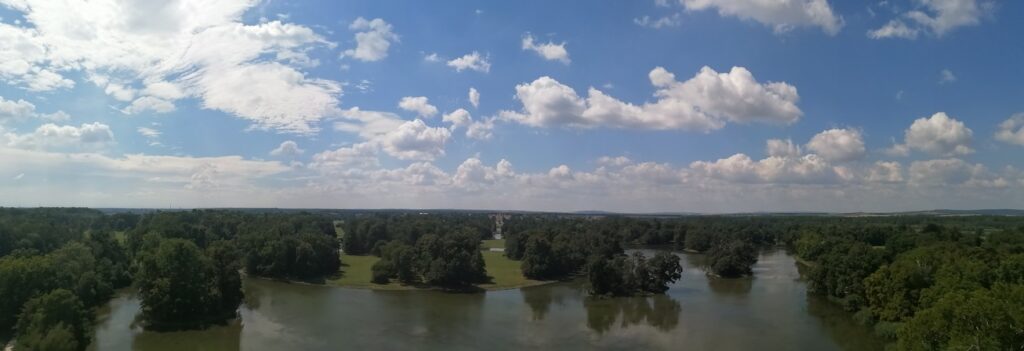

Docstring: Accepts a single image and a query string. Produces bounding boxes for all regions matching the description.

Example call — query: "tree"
[587,252,682,297]
[806,239,885,311]
[0,254,54,330]
[521,235,557,280]
[371,260,394,284]
[898,284,1024,350]
[646,252,683,293]
[587,255,627,297]
[379,241,415,283]
[414,233,487,287]
[206,241,244,316]
[15,289,92,351]
[136,239,238,330]
[704,240,757,278]
[684,227,715,252]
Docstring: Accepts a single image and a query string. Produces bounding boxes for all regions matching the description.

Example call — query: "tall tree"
[15,289,92,351]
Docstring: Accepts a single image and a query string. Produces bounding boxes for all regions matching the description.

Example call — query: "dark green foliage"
[4,207,1024,348]
[15,289,92,351]
[0,208,103,257]
[205,241,244,315]
[684,227,715,252]
[805,239,885,311]
[520,236,557,279]
[515,229,622,281]
[587,255,628,297]
[371,260,393,284]
[380,241,416,283]
[342,213,493,255]
[704,240,758,278]
[898,284,1024,350]
[364,232,487,288]
[647,252,683,293]
[0,241,117,330]
[136,239,240,330]
[413,232,487,286]
[0,254,53,330]
[504,230,529,260]
[587,252,683,297]
[237,215,340,280]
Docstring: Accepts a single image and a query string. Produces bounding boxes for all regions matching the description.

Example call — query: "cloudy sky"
[1,0,1022,212]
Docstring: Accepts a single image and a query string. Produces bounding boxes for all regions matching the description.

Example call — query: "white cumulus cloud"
[0,1,342,134]
[522,34,570,64]
[679,0,844,35]
[342,17,398,62]
[447,52,491,73]
[805,128,865,162]
[868,0,994,39]
[500,66,800,131]
[995,113,1024,146]
[4,122,114,150]
[270,140,305,157]
[888,112,974,157]
[398,96,439,118]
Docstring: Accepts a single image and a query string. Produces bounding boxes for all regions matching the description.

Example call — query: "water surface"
[90,250,885,350]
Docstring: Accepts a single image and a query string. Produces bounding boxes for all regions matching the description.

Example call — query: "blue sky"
[0,0,1022,212]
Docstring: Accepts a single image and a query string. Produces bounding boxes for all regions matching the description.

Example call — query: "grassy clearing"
[329,241,548,291]
[480,239,506,249]
[478,251,547,290]
[328,254,416,291]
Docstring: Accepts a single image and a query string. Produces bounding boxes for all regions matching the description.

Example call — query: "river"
[89,250,886,350]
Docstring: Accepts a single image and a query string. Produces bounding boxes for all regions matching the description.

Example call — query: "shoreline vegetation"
[327,239,555,291]
[3,208,1022,350]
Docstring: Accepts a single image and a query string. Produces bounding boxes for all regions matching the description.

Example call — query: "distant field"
[330,239,547,291]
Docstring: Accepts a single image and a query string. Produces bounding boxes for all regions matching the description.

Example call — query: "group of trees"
[125,211,341,327]
[370,232,487,287]
[793,221,1024,349]
[4,208,1024,350]
[236,215,339,280]
[588,252,683,296]
[134,239,242,330]
[703,240,758,278]
[0,208,347,350]
[341,213,491,255]
[0,208,132,351]
[503,216,760,286]
[502,227,682,296]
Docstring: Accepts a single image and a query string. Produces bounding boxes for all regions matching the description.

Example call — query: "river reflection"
[706,275,753,297]
[90,249,885,351]
[582,295,681,334]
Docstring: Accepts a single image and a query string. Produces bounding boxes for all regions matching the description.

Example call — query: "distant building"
[489,213,511,240]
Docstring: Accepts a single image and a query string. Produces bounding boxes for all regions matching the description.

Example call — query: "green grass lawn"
[481,239,505,249]
[329,241,548,291]
[478,251,546,290]
[328,254,417,290]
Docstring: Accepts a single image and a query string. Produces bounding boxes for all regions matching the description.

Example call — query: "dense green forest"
[1,208,1023,350]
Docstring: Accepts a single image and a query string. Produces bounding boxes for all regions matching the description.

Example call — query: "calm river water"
[89,250,886,350]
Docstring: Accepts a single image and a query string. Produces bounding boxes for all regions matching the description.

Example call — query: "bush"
[371,260,393,284]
